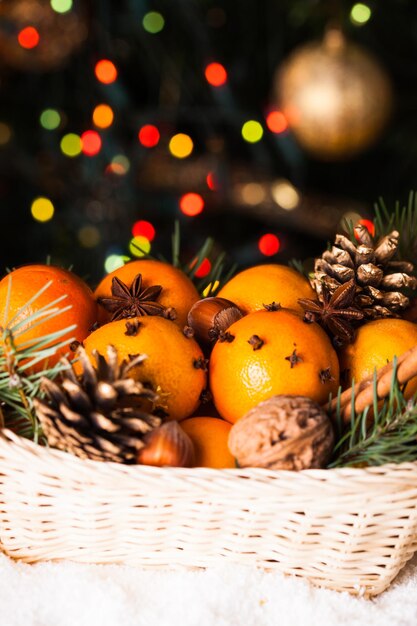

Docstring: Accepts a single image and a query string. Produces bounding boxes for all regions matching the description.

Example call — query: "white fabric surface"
[1,552,417,626]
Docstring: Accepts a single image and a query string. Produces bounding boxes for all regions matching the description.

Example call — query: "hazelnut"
[228,395,334,471]
[187,297,243,346]
[136,421,195,467]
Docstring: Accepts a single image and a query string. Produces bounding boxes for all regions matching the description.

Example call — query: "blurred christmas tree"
[0,0,416,284]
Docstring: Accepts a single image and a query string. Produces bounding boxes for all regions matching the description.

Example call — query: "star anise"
[298,279,364,345]
[98,273,166,321]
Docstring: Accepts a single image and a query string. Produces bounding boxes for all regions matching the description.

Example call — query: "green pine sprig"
[329,360,417,468]
[0,276,76,442]
[131,220,236,296]
[373,190,417,267]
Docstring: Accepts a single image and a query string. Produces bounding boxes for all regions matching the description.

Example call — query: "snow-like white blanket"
[1,552,417,626]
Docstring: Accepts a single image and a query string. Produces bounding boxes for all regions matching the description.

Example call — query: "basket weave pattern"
[1,429,417,597]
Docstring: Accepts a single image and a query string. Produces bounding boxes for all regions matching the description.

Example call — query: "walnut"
[228,395,334,470]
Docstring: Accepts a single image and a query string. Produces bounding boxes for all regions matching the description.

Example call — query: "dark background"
[0,0,416,287]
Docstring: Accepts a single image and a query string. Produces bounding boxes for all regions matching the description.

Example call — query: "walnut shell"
[228,395,334,471]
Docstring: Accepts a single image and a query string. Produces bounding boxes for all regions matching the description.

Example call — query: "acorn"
[187,297,243,347]
[136,421,195,468]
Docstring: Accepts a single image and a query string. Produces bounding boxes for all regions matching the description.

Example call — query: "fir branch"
[0,278,76,442]
[373,191,417,266]
[329,360,417,467]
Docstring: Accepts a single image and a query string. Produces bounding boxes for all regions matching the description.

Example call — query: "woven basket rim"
[2,427,417,481]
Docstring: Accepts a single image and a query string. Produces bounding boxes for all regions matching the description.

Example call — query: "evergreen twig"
[329,360,417,467]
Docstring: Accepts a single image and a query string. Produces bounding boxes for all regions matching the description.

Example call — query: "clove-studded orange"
[94,259,200,329]
[80,316,207,421]
[217,264,315,315]
[209,308,339,424]
[0,264,97,370]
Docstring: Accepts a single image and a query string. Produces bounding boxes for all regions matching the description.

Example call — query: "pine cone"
[312,225,417,319]
[33,346,162,463]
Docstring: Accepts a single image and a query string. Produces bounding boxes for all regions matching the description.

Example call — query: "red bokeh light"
[356,218,375,238]
[266,110,288,134]
[138,124,160,148]
[132,220,156,241]
[191,257,212,278]
[258,233,280,256]
[179,193,204,216]
[95,59,118,84]
[204,62,227,87]
[18,26,40,49]
[206,172,218,191]
[81,131,102,156]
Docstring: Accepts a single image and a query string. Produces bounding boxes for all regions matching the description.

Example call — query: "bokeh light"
[356,218,375,237]
[93,104,114,129]
[78,225,101,248]
[108,154,130,175]
[129,236,152,257]
[179,193,204,216]
[50,0,73,13]
[206,172,217,191]
[192,257,212,278]
[60,133,82,157]
[350,3,372,25]
[169,133,194,158]
[202,280,220,297]
[95,59,118,84]
[18,27,40,49]
[142,11,165,34]
[138,124,160,148]
[104,254,128,274]
[40,109,61,130]
[271,180,300,210]
[258,233,280,256]
[132,220,155,241]
[266,110,288,134]
[81,130,102,156]
[205,62,227,87]
[0,123,12,146]
[241,120,263,143]
[31,197,55,223]
[239,183,266,206]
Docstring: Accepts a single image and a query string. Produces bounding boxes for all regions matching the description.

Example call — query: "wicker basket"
[2,347,417,598]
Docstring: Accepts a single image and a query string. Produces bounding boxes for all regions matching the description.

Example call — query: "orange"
[0,264,97,369]
[339,318,417,397]
[94,259,200,328]
[209,308,339,424]
[217,264,315,315]
[82,315,207,421]
[180,417,236,468]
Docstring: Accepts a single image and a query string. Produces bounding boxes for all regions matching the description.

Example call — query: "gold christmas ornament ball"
[274,29,393,160]
[0,0,88,72]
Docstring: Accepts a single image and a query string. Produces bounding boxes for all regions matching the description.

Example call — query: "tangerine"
[180,416,236,468]
[0,265,97,369]
[94,259,200,328]
[209,308,339,424]
[82,315,207,421]
[217,264,315,315]
[339,318,417,396]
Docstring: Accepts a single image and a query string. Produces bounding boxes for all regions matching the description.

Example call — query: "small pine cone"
[311,227,416,320]
[34,346,161,463]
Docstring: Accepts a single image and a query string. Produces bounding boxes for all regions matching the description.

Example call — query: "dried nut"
[187,297,243,346]
[136,421,195,467]
[228,395,334,471]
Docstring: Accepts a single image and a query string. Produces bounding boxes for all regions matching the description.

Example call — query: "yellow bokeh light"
[104,254,129,274]
[129,236,151,257]
[241,120,263,143]
[31,197,55,222]
[78,225,101,248]
[350,3,372,25]
[0,122,12,146]
[271,179,300,210]
[202,280,220,297]
[169,133,194,159]
[93,104,114,129]
[60,133,82,157]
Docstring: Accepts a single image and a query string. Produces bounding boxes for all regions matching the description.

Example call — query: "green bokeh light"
[350,3,372,25]
[40,109,61,130]
[142,12,165,34]
[50,0,73,13]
